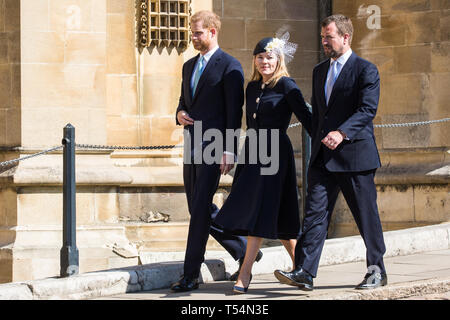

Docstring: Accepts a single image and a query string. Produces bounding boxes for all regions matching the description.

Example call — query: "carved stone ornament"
[138,0,191,52]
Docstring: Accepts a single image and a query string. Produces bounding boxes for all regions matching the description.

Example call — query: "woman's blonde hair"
[250,51,290,88]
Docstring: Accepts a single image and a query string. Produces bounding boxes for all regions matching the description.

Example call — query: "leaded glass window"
[138,0,191,51]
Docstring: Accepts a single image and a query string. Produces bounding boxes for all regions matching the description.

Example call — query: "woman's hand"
[220,152,235,175]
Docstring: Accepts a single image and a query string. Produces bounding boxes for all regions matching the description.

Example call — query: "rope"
[0,145,63,167]
[373,118,450,128]
[286,117,450,130]
[75,144,182,150]
[0,117,448,167]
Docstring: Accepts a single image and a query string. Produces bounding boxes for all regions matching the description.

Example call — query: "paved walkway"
[2,223,449,301]
[94,249,450,300]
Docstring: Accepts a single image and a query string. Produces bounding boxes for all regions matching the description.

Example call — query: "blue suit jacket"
[176,48,244,156]
[310,52,381,172]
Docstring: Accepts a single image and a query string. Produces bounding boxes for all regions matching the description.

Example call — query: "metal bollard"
[60,124,79,277]
[301,123,311,224]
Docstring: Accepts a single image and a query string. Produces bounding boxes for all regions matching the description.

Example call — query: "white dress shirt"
[324,48,353,103]
[324,49,353,140]
[190,45,220,89]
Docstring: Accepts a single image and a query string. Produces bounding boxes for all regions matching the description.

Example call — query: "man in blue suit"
[275,14,387,291]
[171,10,261,292]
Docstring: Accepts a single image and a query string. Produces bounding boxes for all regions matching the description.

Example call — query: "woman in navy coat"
[213,36,312,293]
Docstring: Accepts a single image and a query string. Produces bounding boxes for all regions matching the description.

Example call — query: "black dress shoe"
[274,268,313,291]
[170,276,199,292]
[355,272,387,290]
[229,250,263,281]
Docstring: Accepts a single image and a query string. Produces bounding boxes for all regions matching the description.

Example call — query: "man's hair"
[321,14,353,45]
[190,10,221,33]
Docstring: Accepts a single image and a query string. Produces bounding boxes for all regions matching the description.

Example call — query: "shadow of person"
[314,284,356,290]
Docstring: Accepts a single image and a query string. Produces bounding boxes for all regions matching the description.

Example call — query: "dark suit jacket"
[176,48,244,156]
[309,52,381,172]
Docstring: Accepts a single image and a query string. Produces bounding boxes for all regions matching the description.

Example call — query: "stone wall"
[0,0,216,284]
[0,0,20,147]
[107,0,212,148]
[0,0,448,283]
[105,0,139,146]
[328,0,450,237]
[335,0,449,150]
[213,0,320,151]
[19,0,108,148]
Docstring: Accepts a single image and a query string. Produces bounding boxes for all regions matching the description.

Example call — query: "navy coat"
[175,48,247,278]
[214,77,312,240]
[310,52,381,172]
[176,48,244,157]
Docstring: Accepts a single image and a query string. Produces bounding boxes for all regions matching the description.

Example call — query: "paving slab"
[99,249,450,300]
[1,223,449,300]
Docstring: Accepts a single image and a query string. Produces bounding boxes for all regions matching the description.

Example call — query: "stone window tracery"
[138,0,191,51]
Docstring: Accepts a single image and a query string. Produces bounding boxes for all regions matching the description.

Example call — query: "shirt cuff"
[223,151,237,162]
[337,129,349,140]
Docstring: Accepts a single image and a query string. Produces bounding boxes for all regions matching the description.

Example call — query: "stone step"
[124,222,189,240]
[123,222,222,252]
[138,239,223,252]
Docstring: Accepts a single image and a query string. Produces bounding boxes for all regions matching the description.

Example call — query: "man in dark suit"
[171,10,261,292]
[275,14,387,291]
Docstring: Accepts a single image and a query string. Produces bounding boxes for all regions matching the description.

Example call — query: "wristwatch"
[337,129,348,140]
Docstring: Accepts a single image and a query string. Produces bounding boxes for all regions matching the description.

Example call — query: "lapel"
[326,52,356,112]
[191,48,223,104]
[185,55,198,107]
[317,59,330,113]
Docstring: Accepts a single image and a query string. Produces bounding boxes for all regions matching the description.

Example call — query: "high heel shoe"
[233,274,252,294]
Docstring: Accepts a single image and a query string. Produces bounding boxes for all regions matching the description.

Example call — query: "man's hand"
[321,131,345,150]
[177,110,194,126]
[220,152,235,175]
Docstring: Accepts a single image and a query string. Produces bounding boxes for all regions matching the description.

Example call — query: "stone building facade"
[0,0,448,283]
[330,0,449,236]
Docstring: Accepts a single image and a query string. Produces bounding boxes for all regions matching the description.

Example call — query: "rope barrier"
[75,143,182,150]
[0,145,63,168]
[0,117,449,167]
[373,118,450,128]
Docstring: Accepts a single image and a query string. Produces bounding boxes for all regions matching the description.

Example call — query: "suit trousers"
[183,163,247,278]
[295,161,386,278]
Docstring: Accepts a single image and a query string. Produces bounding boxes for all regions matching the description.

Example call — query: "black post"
[60,124,79,277]
[300,0,332,222]
[301,106,312,222]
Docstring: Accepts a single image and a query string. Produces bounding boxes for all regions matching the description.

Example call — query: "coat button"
[253,113,257,119]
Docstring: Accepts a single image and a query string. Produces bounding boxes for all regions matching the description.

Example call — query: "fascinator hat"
[253,31,298,64]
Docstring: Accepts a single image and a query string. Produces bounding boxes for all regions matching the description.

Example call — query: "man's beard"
[323,45,340,59]
[193,41,208,52]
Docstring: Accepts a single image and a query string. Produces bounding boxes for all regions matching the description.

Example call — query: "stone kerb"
[0,260,225,300]
[0,283,33,300]
[322,222,450,267]
[0,223,449,299]
[383,223,450,257]
[310,277,450,300]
